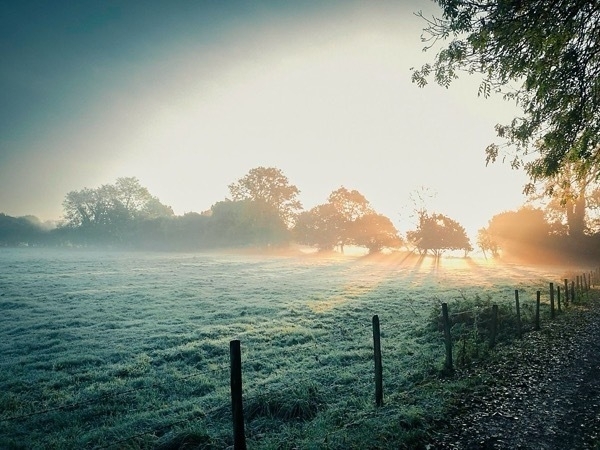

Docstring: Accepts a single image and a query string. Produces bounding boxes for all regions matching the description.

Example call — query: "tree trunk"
[566,192,586,237]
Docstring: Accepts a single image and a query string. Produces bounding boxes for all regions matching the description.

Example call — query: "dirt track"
[427,294,600,449]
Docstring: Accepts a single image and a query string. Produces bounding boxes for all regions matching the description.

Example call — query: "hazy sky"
[1,0,529,237]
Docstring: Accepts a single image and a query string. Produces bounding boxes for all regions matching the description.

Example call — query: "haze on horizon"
[0,0,529,237]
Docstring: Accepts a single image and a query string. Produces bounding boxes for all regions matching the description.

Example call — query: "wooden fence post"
[372,315,383,407]
[564,279,569,307]
[535,291,541,331]
[441,303,453,372]
[571,281,576,304]
[587,273,591,292]
[550,282,555,319]
[230,340,247,450]
[557,285,561,312]
[514,290,522,338]
[489,304,498,348]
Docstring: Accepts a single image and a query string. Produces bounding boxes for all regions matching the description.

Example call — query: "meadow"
[0,248,574,449]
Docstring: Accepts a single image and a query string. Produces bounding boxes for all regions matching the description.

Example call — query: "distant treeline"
[0,204,289,251]
[2,169,600,263]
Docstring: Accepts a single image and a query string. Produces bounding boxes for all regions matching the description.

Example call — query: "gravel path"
[427,296,600,450]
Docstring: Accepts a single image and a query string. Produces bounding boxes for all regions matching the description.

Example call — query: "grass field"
[0,248,577,449]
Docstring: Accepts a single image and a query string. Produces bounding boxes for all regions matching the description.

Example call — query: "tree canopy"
[293,187,401,254]
[478,206,551,259]
[413,1,600,182]
[63,177,173,229]
[228,167,302,228]
[407,212,472,257]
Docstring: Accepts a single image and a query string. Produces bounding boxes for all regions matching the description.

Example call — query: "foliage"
[528,154,600,236]
[294,203,340,251]
[61,177,174,244]
[0,213,47,246]
[293,187,399,253]
[476,227,498,259]
[412,0,600,181]
[407,212,472,257]
[208,199,290,247]
[479,206,551,259]
[326,186,373,252]
[228,167,302,228]
[430,293,551,368]
[352,213,403,254]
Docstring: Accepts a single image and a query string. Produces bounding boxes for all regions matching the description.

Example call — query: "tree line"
[0,167,472,256]
[2,165,600,262]
[0,167,600,259]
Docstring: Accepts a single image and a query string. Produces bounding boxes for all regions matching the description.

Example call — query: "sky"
[0,0,530,238]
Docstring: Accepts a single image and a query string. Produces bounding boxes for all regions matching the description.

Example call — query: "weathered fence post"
[490,304,499,348]
[564,279,569,307]
[441,303,453,372]
[557,285,561,312]
[571,281,576,304]
[372,315,383,407]
[550,282,555,319]
[230,340,247,450]
[514,290,522,338]
[535,291,541,331]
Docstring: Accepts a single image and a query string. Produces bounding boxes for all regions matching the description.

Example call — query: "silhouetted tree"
[0,213,46,246]
[352,213,403,254]
[326,186,373,253]
[476,227,499,259]
[407,213,472,258]
[228,167,302,227]
[481,207,551,259]
[413,1,600,182]
[529,155,600,237]
[61,177,173,245]
[208,199,289,247]
[294,203,340,252]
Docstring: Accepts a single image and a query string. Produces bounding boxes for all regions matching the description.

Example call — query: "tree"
[61,177,173,244]
[412,1,600,182]
[481,207,551,258]
[294,203,340,252]
[228,167,302,227]
[0,213,46,246]
[476,227,499,259]
[406,212,472,258]
[326,187,373,253]
[352,213,403,254]
[208,199,289,247]
[530,155,600,236]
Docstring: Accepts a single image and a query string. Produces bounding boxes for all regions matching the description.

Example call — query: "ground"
[427,294,600,449]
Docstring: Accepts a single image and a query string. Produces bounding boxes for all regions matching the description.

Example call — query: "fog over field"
[0,248,578,448]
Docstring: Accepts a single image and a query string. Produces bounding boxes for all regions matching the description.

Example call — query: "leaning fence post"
[535,291,541,331]
[230,340,247,450]
[514,290,522,338]
[372,315,383,407]
[489,304,498,348]
[550,282,555,319]
[441,303,453,372]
